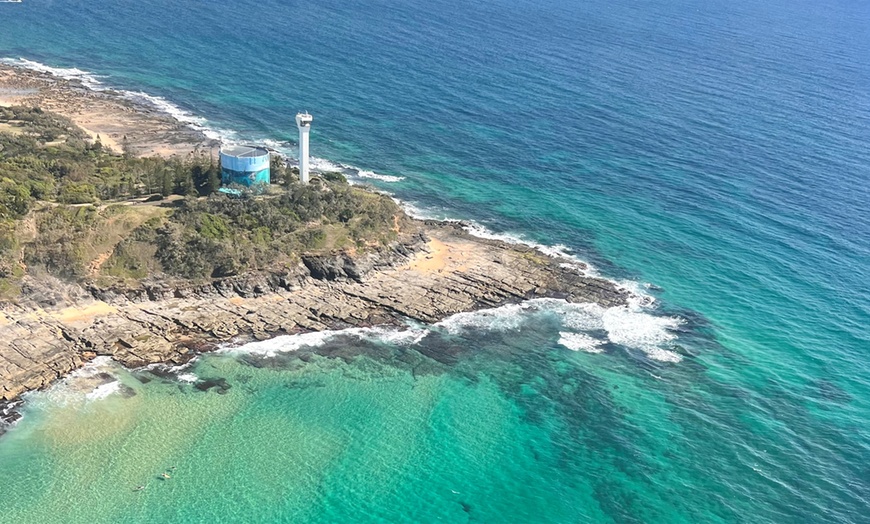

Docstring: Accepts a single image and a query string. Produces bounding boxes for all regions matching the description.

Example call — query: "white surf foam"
[27,356,126,407]
[142,359,198,384]
[224,330,340,357]
[356,170,405,183]
[365,326,430,345]
[437,298,683,362]
[85,380,121,400]
[222,298,681,363]
[396,200,455,221]
[159,360,197,373]
[177,373,199,383]
[435,302,531,334]
[224,325,431,357]
[461,221,579,264]
[305,157,406,184]
[601,306,683,362]
[541,298,682,361]
[558,332,605,353]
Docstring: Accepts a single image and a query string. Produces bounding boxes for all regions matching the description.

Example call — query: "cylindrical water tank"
[219,146,271,186]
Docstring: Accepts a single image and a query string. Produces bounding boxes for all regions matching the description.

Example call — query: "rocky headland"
[0,62,630,426]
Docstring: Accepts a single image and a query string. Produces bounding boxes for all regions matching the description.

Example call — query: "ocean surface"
[1,0,870,521]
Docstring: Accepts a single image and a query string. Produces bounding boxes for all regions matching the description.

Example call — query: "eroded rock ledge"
[0,222,628,406]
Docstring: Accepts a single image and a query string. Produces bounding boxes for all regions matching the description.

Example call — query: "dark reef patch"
[195,378,232,394]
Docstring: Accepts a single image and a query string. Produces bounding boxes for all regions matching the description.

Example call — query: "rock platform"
[0,222,628,404]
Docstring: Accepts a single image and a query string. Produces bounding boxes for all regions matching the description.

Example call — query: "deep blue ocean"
[1,0,869,522]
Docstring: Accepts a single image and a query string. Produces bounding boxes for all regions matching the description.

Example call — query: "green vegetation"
[0,106,407,298]
[0,106,226,212]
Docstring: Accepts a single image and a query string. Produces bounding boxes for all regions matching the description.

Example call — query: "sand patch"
[55,302,118,324]
[407,239,449,273]
[78,122,122,154]
[0,122,24,135]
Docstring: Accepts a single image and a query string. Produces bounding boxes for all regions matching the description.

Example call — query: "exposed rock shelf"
[0,222,628,404]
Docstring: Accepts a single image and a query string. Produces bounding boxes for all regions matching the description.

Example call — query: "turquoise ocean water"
[1,0,869,521]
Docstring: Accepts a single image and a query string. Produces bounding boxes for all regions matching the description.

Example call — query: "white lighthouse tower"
[295,112,313,184]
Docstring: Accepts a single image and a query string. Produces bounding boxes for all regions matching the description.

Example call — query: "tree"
[121,135,133,158]
[207,164,221,195]
[0,183,32,218]
[161,168,173,197]
[270,155,286,185]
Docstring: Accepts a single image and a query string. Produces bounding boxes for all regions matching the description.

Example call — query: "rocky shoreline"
[0,222,629,417]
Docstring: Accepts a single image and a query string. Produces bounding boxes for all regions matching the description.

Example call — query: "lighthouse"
[295,112,313,184]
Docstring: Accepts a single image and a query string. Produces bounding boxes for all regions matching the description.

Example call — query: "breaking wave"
[85,380,122,400]
[436,298,683,362]
[177,373,199,383]
[224,325,430,357]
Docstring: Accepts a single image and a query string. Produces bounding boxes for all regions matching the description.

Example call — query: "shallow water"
[0,307,745,522]
[1,0,869,521]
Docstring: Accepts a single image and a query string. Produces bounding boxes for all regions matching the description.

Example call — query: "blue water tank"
[219,145,270,186]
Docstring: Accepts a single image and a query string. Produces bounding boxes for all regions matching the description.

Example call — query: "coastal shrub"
[102,241,158,280]
[0,181,32,218]
[102,216,164,280]
[297,227,327,250]
[59,183,97,204]
[24,206,98,278]
[321,171,347,184]
[196,213,230,240]
[0,218,19,278]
